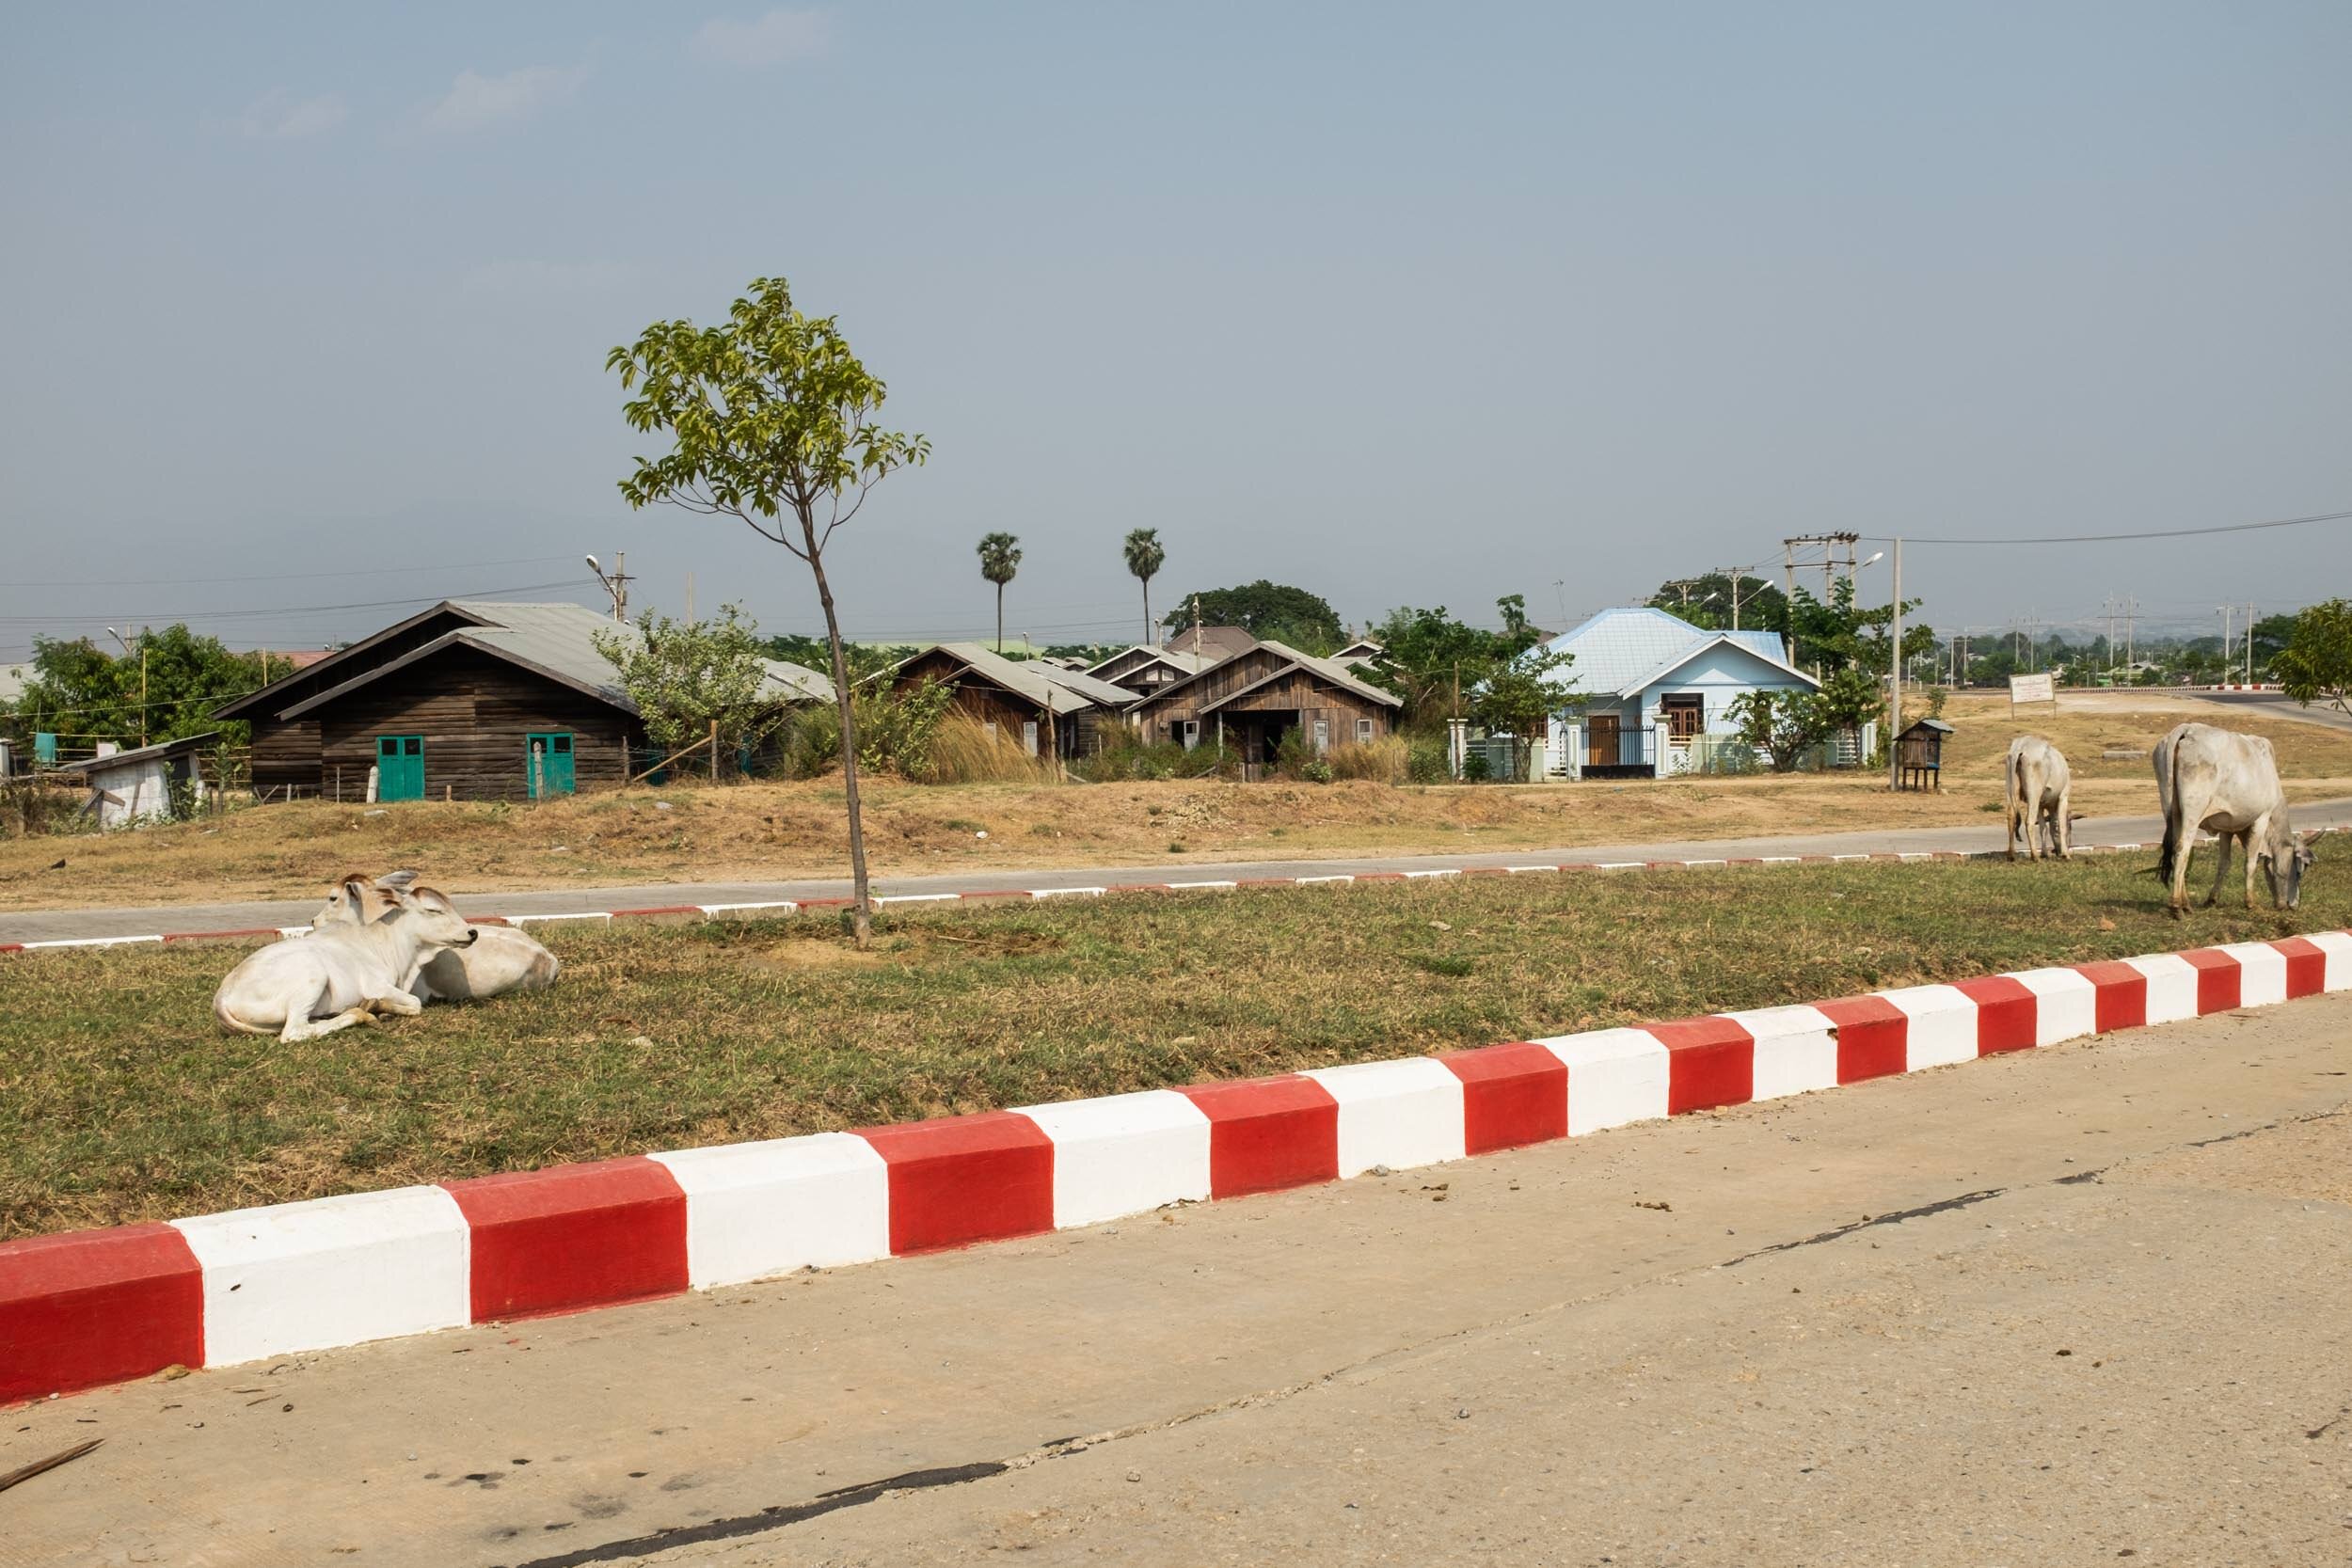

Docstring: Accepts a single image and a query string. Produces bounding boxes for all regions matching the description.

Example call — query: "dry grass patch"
[1,692,2345,911]
[5,851,2348,1238]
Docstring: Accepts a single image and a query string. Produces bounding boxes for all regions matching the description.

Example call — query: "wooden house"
[891,642,1135,758]
[1127,641,1403,774]
[213,600,831,802]
[1083,643,1220,700]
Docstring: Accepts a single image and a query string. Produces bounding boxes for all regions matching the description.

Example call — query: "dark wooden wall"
[1134,652,1395,756]
[253,646,641,801]
[250,719,321,793]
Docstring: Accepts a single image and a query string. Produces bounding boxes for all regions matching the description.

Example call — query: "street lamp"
[106,626,148,748]
[586,553,631,623]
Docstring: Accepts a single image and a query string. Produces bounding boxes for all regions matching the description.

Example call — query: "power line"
[0,579,585,628]
[1868,506,2352,546]
[0,555,580,591]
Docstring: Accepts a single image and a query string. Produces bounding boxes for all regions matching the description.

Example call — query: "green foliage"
[1,625,262,751]
[1406,736,1452,784]
[1122,527,1166,642]
[1812,665,1885,731]
[1163,580,1343,652]
[1727,690,1830,774]
[1365,595,1557,729]
[609,277,928,538]
[593,604,772,756]
[2275,599,2352,714]
[788,676,956,781]
[1785,578,1931,675]
[1470,642,1577,781]
[1647,572,1788,635]
[977,531,1022,652]
[763,633,914,674]
[1070,729,1237,782]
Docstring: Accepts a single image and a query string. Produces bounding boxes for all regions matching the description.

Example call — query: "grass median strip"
[2,853,2344,1240]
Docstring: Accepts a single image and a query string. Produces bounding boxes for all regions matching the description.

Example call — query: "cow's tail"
[2156,737,2184,884]
[2003,747,2018,847]
[213,993,274,1037]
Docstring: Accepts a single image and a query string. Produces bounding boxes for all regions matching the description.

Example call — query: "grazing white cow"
[2004,736,2073,862]
[308,871,560,1002]
[215,879,483,1040]
[2153,722,2313,917]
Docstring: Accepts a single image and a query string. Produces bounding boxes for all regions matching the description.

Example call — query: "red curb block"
[1178,1076,1340,1197]
[161,927,285,945]
[1646,1017,1756,1114]
[1817,995,1908,1083]
[0,1223,203,1404]
[2181,948,2242,1014]
[444,1158,689,1322]
[2074,960,2149,1032]
[1438,1042,1568,1153]
[2275,936,2328,998]
[859,1113,1056,1256]
[1951,976,2037,1054]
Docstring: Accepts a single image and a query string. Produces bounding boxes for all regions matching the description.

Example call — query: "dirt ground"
[5,690,2345,911]
[11,990,2348,1567]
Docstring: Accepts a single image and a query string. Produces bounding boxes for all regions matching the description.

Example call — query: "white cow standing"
[214,879,483,1041]
[2004,736,2074,862]
[307,871,560,1002]
[2153,721,2313,917]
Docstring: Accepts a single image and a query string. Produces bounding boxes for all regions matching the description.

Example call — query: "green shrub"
[1406,737,1452,784]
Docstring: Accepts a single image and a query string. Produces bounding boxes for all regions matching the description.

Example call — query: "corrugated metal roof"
[1544,608,1811,698]
[922,643,1133,714]
[444,600,834,705]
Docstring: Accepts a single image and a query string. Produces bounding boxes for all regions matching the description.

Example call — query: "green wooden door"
[526,732,576,799]
[376,735,424,801]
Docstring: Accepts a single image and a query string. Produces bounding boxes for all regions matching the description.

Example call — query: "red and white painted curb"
[0,834,2258,956]
[6,929,2349,1406]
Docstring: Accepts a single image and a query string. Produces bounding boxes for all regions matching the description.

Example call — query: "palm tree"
[1122,527,1166,645]
[977,531,1022,653]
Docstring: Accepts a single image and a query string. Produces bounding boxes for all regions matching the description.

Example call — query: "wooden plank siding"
[248,719,321,794]
[271,646,641,802]
[893,649,1117,759]
[1130,647,1395,767]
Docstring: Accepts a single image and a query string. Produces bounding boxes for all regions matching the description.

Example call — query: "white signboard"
[2009,672,2055,705]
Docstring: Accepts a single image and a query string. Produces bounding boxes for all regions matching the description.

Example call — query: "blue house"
[1542,607,1820,776]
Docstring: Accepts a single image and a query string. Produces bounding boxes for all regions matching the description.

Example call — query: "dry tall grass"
[1327,736,1409,784]
[927,713,1061,784]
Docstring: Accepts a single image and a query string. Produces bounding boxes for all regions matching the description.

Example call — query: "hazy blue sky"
[5,2,2347,657]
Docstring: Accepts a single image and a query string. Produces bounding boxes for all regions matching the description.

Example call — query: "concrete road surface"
[2190,689,2352,733]
[9,799,2352,943]
[9,995,2351,1567]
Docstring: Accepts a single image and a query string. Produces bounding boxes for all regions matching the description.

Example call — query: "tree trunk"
[801,508,873,946]
[1142,579,1152,645]
[995,583,1005,654]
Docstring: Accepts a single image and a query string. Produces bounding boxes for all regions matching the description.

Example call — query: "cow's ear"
[415,887,460,916]
[339,878,370,922]
[375,869,420,892]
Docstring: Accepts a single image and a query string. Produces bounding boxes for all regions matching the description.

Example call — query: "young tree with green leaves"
[1470,643,1577,781]
[977,532,1022,653]
[2274,599,2352,715]
[1122,527,1165,644]
[592,604,771,760]
[2,625,262,752]
[1362,595,1549,728]
[610,275,928,945]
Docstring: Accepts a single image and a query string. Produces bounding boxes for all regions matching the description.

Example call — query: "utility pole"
[587,553,633,623]
[2124,595,2137,671]
[107,627,148,748]
[1190,594,1202,656]
[2217,604,2233,684]
[2246,602,2255,684]
[1886,538,1903,793]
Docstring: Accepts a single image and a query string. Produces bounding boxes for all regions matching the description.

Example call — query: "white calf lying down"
[215,879,483,1041]
[308,871,560,1002]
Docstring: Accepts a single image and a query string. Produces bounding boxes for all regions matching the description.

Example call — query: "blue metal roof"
[1543,607,1808,698]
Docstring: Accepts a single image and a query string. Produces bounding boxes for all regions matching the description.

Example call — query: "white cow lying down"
[215,879,483,1041]
[308,871,559,1002]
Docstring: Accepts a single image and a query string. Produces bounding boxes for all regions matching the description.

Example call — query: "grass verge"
[2,851,2345,1239]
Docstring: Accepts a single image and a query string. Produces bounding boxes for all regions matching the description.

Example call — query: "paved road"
[9,799,2352,943]
[12,995,2350,1567]
[2190,688,2352,732]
